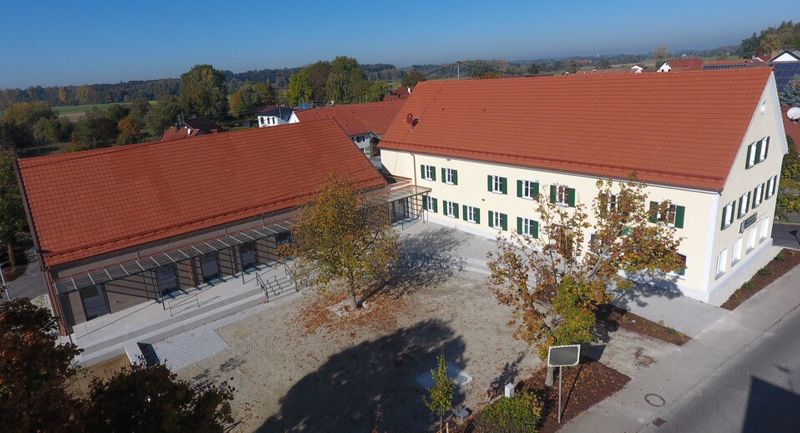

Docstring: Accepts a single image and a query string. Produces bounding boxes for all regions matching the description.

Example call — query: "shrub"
[757,267,773,276]
[474,391,542,433]
[775,252,786,261]
[743,281,755,290]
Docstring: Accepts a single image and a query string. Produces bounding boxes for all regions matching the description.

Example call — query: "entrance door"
[392,199,409,222]
[155,264,179,296]
[81,284,109,320]
[200,252,220,282]
[240,242,258,271]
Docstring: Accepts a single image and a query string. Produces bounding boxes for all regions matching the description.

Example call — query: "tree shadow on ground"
[609,272,682,310]
[382,228,466,297]
[257,319,466,433]
[741,376,800,433]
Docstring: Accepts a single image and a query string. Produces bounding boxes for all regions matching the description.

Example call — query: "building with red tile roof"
[379,69,787,305]
[665,57,704,71]
[291,100,406,155]
[16,119,386,333]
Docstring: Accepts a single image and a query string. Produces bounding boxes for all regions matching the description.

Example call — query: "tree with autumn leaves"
[282,175,399,310]
[0,298,234,433]
[487,178,683,357]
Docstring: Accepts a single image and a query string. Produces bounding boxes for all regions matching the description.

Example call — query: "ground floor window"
[80,284,109,320]
[443,200,459,218]
[464,205,480,223]
[517,217,538,238]
[200,252,220,283]
[155,263,179,296]
[759,218,769,241]
[716,249,728,276]
[240,241,259,270]
[675,254,687,276]
[747,228,757,252]
[732,237,743,265]
[423,196,437,213]
[488,211,507,231]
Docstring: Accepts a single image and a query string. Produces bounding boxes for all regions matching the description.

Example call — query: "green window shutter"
[420,164,425,179]
[675,205,685,229]
[516,180,522,197]
[443,200,448,215]
[533,182,539,199]
[500,213,508,231]
[462,205,468,221]
[568,188,576,207]
[441,168,446,182]
[755,141,762,163]
[487,175,493,192]
[431,166,436,181]
[488,211,494,228]
[550,185,557,203]
[501,177,507,194]
[533,220,539,238]
[745,144,752,168]
[452,170,458,185]
[649,201,658,223]
[720,205,727,230]
[432,198,438,213]
[422,197,428,211]
[517,217,522,234]
[474,207,481,224]
[453,202,459,219]
[764,137,769,160]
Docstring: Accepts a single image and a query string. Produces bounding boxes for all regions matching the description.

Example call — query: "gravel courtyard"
[176,223,679,432]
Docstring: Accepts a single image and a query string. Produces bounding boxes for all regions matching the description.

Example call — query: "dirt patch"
[293,287,412,340]
[459,358,630,433]
[596,304,690,346]
[69,354,131,396]
[721,249,800,310]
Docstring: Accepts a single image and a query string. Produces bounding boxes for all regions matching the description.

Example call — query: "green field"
[54,101,156,119]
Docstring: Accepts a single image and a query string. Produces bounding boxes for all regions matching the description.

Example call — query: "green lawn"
[54,100,156,116]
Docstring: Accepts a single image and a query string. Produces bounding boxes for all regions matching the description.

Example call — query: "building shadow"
[257,319,466,433]
[741,376,800,433]
[382,228,466,297]
[609,271,682,310]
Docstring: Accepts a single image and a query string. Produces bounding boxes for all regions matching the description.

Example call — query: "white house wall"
[381,149,719,301]
[709,74,787,304]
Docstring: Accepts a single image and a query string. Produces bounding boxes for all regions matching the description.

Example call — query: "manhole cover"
[644,393,666,407]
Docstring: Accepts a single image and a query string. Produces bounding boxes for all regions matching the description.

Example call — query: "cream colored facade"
[380,75,787,305]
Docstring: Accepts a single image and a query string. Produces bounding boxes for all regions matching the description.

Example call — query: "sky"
[0,0,797,88]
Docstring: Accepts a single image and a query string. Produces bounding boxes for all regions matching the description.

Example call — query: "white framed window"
[492,212,501,228]
[423,196,437,213]
[520,180,539,200]
[520,217,538,237]
[737,191,750,218]
[673,253,687,277]
[465,205,479,223]
[716,248,728,276]
[721,201,735,229]
[745,137,769,168]
[732,237,743,265]
[488,211,507,230]
[444,200,459,218]
[551,184,575,207]
[444,168,458,185]
[608,194,618,213]
[489,175,507,194]
[759,137,769,161]
[765,175,777,199]
[421,165,436,181]
[753,183,764,208]
[759,218,770,241]
[747,228,757,252]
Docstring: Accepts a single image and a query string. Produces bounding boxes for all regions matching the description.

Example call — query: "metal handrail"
[282,261,298,291]
[255,273,269,302]
[167,292,199,317]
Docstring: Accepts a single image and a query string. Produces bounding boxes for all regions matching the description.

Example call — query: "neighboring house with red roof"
[665,57,704,71]
[160,118,221,141]
[289,100,405,155]
[379,69,787,305]
[256,105,293,128]
[15,119,387,335]
[383,86,412,101]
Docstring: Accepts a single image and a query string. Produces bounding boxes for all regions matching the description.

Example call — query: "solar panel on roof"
[774,63,800,91]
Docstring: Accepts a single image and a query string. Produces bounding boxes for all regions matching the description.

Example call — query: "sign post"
[547,344,581,424]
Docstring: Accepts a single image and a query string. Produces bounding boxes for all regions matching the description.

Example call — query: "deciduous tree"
[282,175,398,309]
[145,95,181,137]
[303,61,331,103]
[178,64,228,118]
[71,109,117,148]
[0,151,25,270]
[487,178,683,356]
[424,354,454,433]
[285,72,314,107]
[326,56,366,103]
[401,70,426,88]
[83,363,234,433]
[0,299,82,433]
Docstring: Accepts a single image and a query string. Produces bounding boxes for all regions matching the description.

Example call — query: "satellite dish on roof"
[406,113,413,124]
[411,118,419,128]
[788,107,800,121]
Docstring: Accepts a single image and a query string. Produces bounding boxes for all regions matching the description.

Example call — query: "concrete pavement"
[560,263,800,433]
[772,222,800,250]
[1,247,46,304]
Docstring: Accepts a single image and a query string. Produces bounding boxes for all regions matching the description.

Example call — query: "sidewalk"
[560,262,800,433]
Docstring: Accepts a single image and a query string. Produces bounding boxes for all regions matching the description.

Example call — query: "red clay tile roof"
[381,69,774,191]
[383,86,412,101]
[295,100,405,137]
[160,125,200,141]
[667,57,704,70]
[18,119,385,268]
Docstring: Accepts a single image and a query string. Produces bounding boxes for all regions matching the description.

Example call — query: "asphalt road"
[1,248,46,303]
[653,302,800,433]
[772,222,800,250]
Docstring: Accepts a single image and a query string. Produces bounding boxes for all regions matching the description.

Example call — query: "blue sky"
[0,0,796,88]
